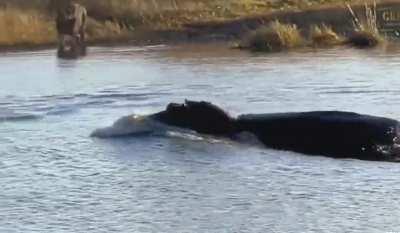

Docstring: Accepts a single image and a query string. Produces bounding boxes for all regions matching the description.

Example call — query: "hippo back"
[237,111,399,161]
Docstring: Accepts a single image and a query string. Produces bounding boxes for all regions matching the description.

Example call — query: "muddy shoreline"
[0,29,235,53]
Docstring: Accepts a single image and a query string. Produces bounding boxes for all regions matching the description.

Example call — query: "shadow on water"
[56,56,81,68]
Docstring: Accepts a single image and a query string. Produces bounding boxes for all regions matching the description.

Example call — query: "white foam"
[91,114,166,138]
[92,114,259,148]
[91,114,230,145]
[233,131,263,146]
[166,131,206,141]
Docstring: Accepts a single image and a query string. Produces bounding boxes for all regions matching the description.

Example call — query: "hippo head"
[152,100,236,135]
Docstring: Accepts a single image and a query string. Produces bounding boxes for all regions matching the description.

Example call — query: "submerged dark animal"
[346,31,380,48]
[56,1,87,58]
[151,100,400,162]
[57,34,86,58]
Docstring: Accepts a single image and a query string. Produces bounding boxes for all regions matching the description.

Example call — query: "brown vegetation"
[85,18,132,42]
[345,2,383,47]
[238,1,385,52]
[310,24,343,47]
[0,7,56,46]
[240,21,304,52]
[0,0,392,49]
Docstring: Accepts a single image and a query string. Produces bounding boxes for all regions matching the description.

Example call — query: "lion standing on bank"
[56,1,87,58]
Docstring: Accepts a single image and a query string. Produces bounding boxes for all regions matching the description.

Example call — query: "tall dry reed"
[346,1,383,47]
[347,1,379,34]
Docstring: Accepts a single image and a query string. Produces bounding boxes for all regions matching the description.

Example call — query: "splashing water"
[91,114,165,138]
[91,113,233,145]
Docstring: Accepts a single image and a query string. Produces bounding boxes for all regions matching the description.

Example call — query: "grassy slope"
[0,7,56,46]
[0,0,385,48]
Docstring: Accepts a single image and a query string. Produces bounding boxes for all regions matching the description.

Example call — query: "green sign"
[377,5,400,37]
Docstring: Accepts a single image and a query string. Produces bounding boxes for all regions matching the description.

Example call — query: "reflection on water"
[1,44,400,232]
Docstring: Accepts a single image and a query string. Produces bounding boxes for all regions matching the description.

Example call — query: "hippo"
[149,100,400,162]
[56,1,87,58]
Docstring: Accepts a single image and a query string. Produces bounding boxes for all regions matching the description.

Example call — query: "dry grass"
[347,2,378,34]
[85,18,132,42]
[5,0,363,29]
[0,0,389,48]
[241,21,304,52]
[310,24,343,46]
[346,1,384,47]
[239,2,385,53]
[77,0,275,29]
[0,4,132,47]
[0,7,56,46]
[273,21,304,48]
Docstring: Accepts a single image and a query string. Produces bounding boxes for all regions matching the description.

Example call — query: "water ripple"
[2,45,400,232]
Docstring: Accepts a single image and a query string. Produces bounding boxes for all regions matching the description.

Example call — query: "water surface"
[1,44,400,232]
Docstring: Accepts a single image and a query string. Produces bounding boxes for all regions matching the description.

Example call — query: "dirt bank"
[184,1,400,40]
[1,0,400,52]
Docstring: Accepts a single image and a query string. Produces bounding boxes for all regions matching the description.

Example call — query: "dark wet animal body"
[57,34,86,59]
[346,31,380,48]
[151,100,400,162]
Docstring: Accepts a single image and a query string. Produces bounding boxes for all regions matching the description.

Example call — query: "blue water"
[2,44,400,232]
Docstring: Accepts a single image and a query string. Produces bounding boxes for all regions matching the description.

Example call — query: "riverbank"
[0,0,399,51]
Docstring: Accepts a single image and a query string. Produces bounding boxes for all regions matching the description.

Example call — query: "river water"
[1,44,400,232]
